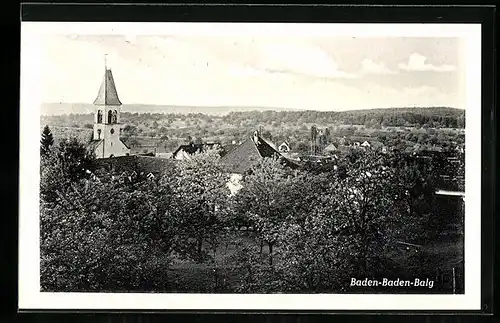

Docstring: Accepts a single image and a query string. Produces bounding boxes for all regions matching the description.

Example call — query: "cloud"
[398,52,456,72]
[253,41,357,79]
[359,58,396,75]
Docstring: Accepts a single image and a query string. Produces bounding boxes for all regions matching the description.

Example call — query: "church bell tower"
[91,56,130,158]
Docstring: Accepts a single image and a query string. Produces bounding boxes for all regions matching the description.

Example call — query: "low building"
[278,141,291,153]
[172,142,223,160]
[324,143,337,154]
[221,130,300,175]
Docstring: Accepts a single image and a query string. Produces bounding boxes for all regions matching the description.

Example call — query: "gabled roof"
[87,139,103,151]
[220,138,262,174]
[339,137,349,145]
[172,142,223,158]
[93,69,122,106]
[221,135,300,174]
[94,155,176,175]
[324,143,337,151]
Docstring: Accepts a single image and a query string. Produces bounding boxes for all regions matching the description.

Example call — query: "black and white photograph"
[19,21,482,311]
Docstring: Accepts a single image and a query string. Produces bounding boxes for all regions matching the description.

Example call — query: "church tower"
[90,57,131,158]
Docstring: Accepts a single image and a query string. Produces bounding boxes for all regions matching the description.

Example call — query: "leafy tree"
[232,157,298,264]
[40,125,54,155]
[193,136,203,145]
[40,172,180,292]
[40,137,95,203]
[170,148,230,261]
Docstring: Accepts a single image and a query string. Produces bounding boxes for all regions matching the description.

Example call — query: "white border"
[19,22,482,311]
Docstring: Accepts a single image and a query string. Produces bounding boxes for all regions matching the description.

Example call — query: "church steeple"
[89,57,130,159]
[93,56,122,106]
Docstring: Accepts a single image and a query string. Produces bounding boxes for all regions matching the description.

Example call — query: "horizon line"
[41,101,462,111]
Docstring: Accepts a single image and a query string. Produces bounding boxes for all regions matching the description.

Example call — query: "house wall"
[227,173,243,196]
[174,150,192,160]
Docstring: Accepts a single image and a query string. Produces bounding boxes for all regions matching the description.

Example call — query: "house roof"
[93,69,122,106]
[172,142,223,157]
[221,134,300,174]
[338,137,349,145]
[220,138,262,174]
[324,143,337,151]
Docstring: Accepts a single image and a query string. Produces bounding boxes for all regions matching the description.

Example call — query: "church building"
[88,63,131,158]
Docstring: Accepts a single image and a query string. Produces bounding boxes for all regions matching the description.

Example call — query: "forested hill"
[41,106,465,130]
[222,107,465,128]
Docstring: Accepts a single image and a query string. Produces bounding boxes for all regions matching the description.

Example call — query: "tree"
[170,148,230,261]
[40,137,96,203]
[193,136,203,145]
[232,157,298,265]
[40,125,54,155]
[40,171,181,292]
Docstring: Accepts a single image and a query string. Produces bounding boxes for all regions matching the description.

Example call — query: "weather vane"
[104,53,108,69]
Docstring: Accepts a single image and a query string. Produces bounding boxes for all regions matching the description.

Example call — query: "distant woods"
[221,107,465,129]
[41,107,465,156]
[42,107,465,130]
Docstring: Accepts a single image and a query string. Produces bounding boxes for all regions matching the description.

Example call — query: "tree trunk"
[268,242,273,266]
[260,240,264,254]
[197,237,203,261]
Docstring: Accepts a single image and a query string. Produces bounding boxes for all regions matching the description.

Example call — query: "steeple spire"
[93,56,122,106]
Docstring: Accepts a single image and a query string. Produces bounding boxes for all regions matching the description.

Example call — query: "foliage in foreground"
[39,137,462,293]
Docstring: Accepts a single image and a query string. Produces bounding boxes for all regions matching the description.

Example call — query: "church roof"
[94,155,176,175]
[87,139,103,151]
[93,69,122,106]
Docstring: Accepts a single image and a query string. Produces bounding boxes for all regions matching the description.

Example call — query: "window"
[97,110,103,123]
[110,128,115,134]
[108,110,113,124]
[97,129,102,139]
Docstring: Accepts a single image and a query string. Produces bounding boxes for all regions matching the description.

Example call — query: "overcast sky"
[39,34,466,111]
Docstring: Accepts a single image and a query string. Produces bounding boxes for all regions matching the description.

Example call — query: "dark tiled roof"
[255,136,279,158]
[93,69,122,106]
[95,155,138,173]
[220,135,300,174]
[94,155,176,176]
[172,142,223,158]
[220,138,262,174]
[87,139,103,151]
[136,156,176,175]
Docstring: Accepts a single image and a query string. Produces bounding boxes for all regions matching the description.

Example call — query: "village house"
[324,143,337,155]
[221,130,301,194]
[171,142,224,160]
[278,141,291,154]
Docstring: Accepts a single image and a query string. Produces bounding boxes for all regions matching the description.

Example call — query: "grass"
[145,228,464,294]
